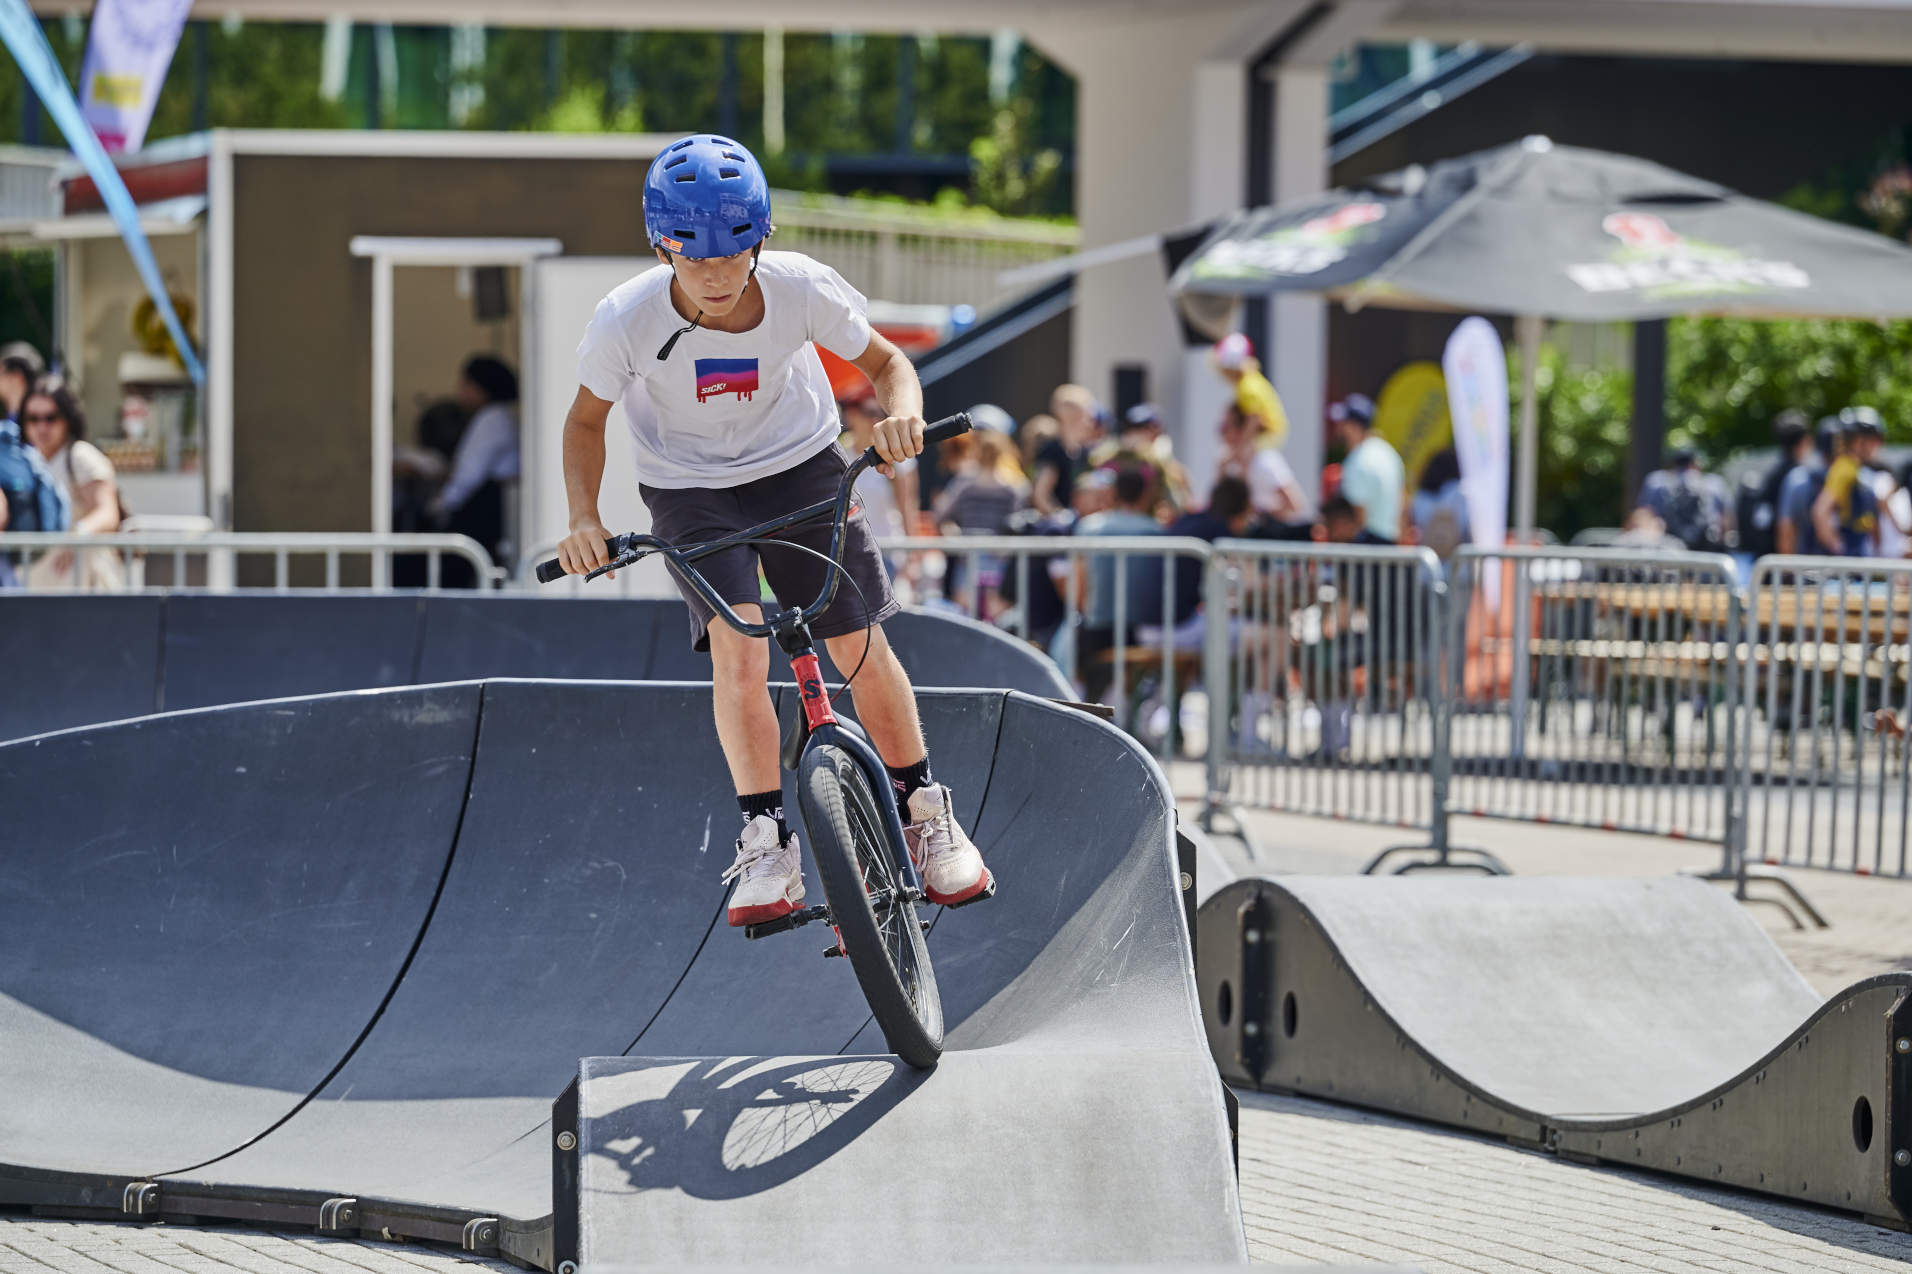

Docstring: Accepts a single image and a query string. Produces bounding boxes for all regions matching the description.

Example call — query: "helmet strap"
[654,243,762,362]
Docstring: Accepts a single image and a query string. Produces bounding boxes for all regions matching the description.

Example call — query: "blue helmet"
[643,135,772,259]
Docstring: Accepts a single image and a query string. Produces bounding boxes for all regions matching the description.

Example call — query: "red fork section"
[790,651,839,731]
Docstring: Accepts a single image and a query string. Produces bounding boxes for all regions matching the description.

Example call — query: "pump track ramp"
[1198,874,1912,1230]
[0,679,1244,1268]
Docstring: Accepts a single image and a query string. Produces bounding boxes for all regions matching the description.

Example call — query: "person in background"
[1886,457,1912,560]
[432,354,521,583]
[1330,394,1404,544]
[840,394,922,600]
[0,372,68,590]
[1093,402,1191,515]
[934,427,1026,537]
[1812,408,1884,556]
[1219,402,1310,526]
[21,382,122,591]
[1068,463,1164,703]
[1409,448,1470,557]
[1738,409,1812,559]
[1141,474,1253,636]
[1016,412,1059,480]
[1777,418,1839,555]
[1212,333,1288,443]
[1635,446,1732,553]
[0,342,45,422]
[1032,383,1100,515]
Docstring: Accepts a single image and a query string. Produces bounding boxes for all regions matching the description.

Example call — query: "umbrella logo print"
[1192,201,1389,279]
[1567,211,1810,298]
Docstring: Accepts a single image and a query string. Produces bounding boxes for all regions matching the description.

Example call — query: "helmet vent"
[718,167,740,179]
[669,139,694,152]
[663,154,689,169]
[709,136,736,146]
[722,151,746,161]
[731,222,753,235]
[674,172,698,183]
[670,229,696,240]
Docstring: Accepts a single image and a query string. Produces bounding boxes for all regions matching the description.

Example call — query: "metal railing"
[1445,546,1742,866]
[1739,557,1912,878]
[1201,540,1449,850]
[0,531,500,591]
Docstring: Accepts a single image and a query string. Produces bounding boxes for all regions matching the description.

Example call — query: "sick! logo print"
[694,357,759,403]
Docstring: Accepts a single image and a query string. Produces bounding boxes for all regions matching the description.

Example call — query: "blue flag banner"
[0,0,204,386]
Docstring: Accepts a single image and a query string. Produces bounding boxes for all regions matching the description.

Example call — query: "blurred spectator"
[1636,446,1731,552]
[1016,412,1059,478]
[1219,402,1310,525]
[840,394,919,541]
[1321,494,1392,547]
[394,398,472,532]
[1071,465,1116,519]
[1212,333,1288,443]
[1069,464,1164,703]
[1887,458,1912,560]
[1092,402,1192,515]
[999,502,1075,648]
[1614,507,1677,548]
[0,342,44,422]
[934,428,1026,536]
[1032,384,1100,514]
[22,383,123,591]
[1777,418,1839,555]
[1330,394,1404,543]
[1812,408,1883,556]
[1737,409,1812,559]
[432,355,521,584]
[1140,474,1253,633]
[1409,448,1469,557]
[0,367,67,590]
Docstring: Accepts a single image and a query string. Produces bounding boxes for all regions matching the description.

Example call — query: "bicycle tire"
[799,743,944,1068]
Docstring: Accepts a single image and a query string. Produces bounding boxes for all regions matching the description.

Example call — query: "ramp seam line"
[159,684,489,1180]
[621,896,727,1056]
[407,596,428,683]
[153,596,169,713]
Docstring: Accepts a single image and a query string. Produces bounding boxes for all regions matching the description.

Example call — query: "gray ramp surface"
[1,595,1068,742]
[160,594,421,710]
[0,594,160,738]
[572,692,1241,1266]
[0,684,479,1184]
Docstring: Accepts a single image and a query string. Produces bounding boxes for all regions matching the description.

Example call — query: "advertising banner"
[1443,317,1509,598]
[79,0,194,152]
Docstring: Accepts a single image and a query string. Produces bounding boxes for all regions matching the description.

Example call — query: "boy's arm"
[556,386,616,576]
[850,331,926,476]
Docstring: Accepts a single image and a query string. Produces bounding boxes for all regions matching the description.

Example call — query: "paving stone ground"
[1180,762,1912,1270]
[0,1216,514,1274]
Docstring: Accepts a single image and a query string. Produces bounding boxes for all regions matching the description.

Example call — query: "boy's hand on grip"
[558,518,615,579]
[871,413,926,477]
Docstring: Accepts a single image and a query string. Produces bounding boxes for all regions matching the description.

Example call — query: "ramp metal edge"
[1199,878,1912,1228]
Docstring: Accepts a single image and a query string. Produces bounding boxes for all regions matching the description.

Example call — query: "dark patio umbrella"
[1171,135,1912,533]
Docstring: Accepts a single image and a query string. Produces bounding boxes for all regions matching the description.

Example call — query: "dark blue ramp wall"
[0,684,479,1188]
[0,595,161,738]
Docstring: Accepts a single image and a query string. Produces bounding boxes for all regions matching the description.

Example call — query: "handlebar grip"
[924,412,972,445]
[535,536,618,584]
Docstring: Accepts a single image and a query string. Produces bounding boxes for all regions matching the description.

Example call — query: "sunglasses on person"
[21,412,62,425]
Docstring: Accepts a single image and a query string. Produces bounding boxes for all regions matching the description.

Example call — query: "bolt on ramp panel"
[158,681,742,1225]
[568,693,1243,1266]
[1198,874,1912,1228]
[0,683,480,1200]
[0,594,161,739]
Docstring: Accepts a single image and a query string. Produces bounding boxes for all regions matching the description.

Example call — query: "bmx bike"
[536,412,981,1068]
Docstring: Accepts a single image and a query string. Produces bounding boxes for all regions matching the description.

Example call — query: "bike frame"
[548,424,973,900]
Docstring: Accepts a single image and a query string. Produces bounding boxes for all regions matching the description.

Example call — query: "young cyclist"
[554,134,994,927]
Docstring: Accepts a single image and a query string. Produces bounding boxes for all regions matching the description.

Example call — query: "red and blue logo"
[694,357,759,403]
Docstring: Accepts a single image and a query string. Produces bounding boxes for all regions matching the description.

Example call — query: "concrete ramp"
[1198,875,1912,1229]
[1,682,1238,1266]
[0,595,1071,742]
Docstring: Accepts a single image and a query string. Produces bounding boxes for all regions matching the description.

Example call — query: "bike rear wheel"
[799,743,943,1068]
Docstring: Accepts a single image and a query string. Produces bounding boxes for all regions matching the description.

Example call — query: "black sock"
[887,757,933,818]
[738,791,788,842]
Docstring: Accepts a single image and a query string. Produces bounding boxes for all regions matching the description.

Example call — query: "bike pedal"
[944,877,998,910]
[823,945,845,958]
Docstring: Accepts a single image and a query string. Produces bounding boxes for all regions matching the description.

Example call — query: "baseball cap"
[1841,405,1885,438]
[1329,393,1376,426]
[1123,402,1162,429]
[0,341,45,375]
[1213,333,1254,370]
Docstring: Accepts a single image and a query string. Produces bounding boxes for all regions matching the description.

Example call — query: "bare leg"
[708,604,781,795]
[823,623,927,768]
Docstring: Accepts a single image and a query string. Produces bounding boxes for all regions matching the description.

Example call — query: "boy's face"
[660,246,755,316]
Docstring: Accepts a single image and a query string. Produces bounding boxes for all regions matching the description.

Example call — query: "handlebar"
[534,413,973,599]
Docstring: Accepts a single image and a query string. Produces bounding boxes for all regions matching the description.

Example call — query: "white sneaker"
[904,784,994,906]
[723,815,804,926]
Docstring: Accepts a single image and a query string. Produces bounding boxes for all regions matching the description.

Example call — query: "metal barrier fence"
[1445,547,1742,866]
[0,532,500,591]
[1739,556,1912,878]
[1202,540,1448,843]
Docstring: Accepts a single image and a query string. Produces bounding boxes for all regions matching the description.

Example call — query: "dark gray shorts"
[640,442,900,652]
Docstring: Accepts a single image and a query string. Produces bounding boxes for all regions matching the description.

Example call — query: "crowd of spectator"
[0,341,109,590]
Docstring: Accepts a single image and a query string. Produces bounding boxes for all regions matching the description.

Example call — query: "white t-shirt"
[576,251,873,489]
[1246,448,1309,521]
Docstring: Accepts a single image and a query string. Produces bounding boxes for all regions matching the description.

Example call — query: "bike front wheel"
[799,743,943,1068]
